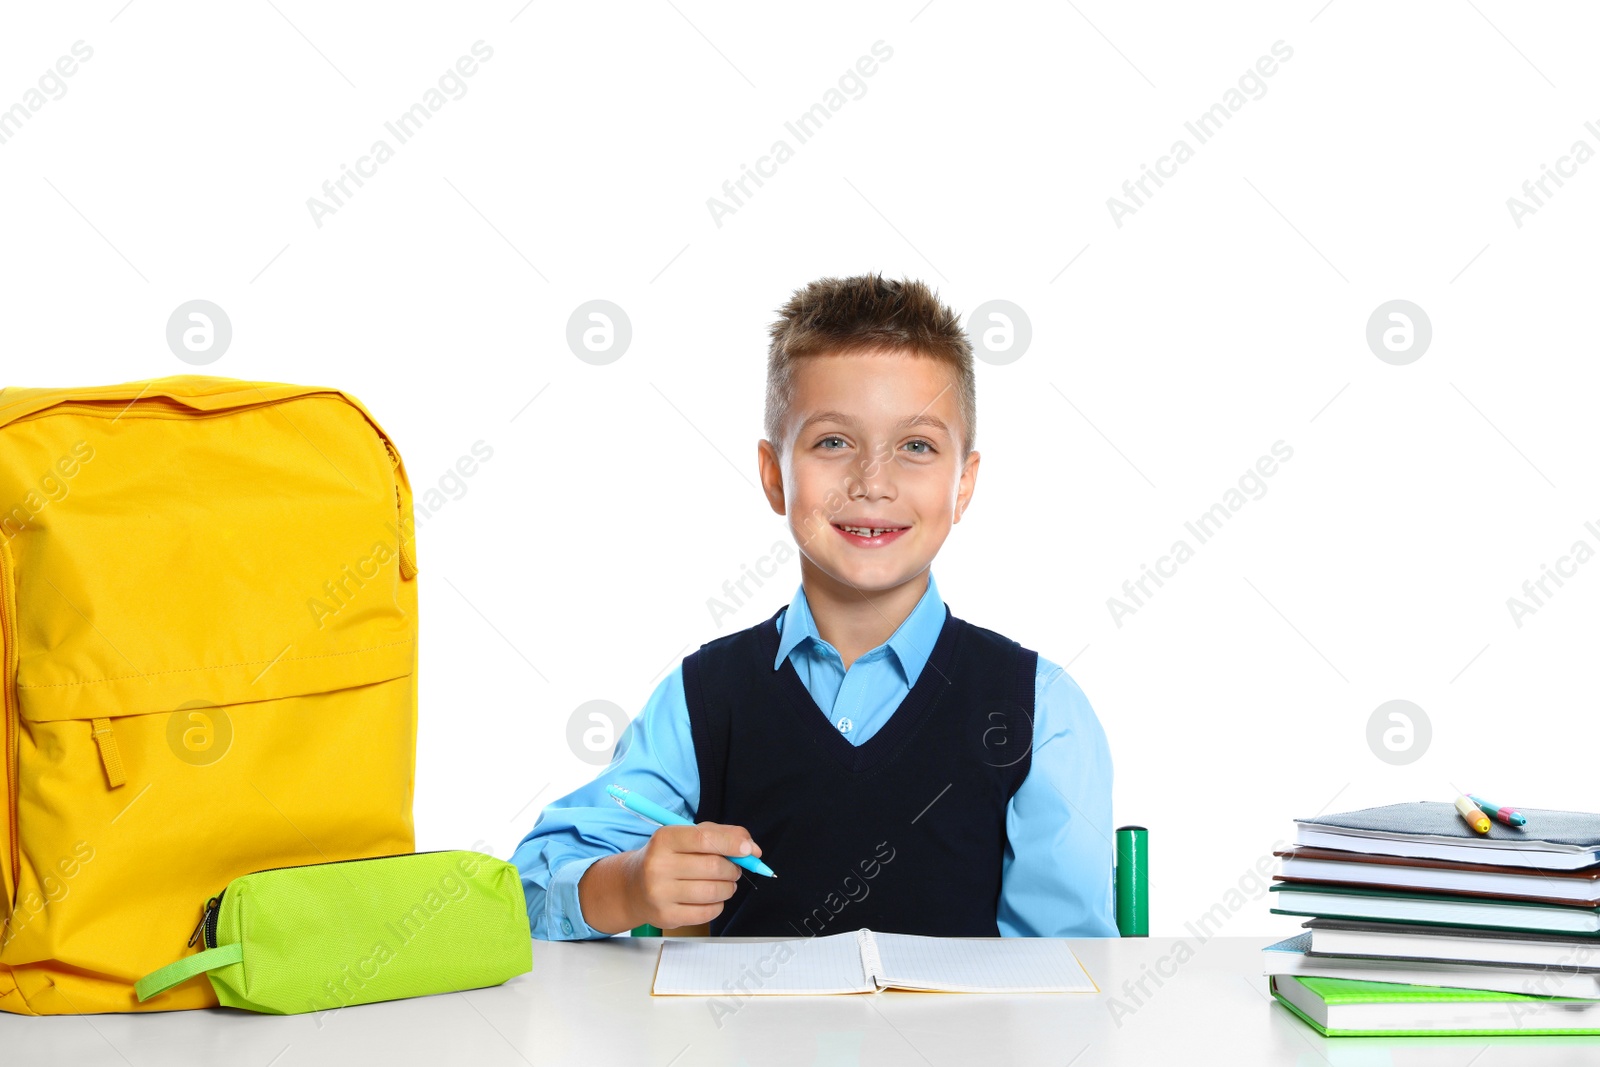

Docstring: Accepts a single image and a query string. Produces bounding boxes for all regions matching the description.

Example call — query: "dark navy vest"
[683,602,1035,938]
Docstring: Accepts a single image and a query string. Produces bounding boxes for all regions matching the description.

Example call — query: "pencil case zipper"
[186,851,448,950]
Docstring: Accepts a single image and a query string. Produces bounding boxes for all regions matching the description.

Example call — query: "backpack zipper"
[380,437,418,581]
[186,851,448,949]
[1,541,18,902]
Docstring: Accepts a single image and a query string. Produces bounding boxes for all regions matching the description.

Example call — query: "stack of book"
[1262,801,1600,1036]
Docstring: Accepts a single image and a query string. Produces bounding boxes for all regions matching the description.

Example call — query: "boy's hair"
[764,273,976,459]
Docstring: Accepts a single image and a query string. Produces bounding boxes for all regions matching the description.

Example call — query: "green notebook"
[1271,975,1600,1037]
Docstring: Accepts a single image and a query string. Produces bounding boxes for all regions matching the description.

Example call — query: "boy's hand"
[579,823,762,934]
[628,823,761,929]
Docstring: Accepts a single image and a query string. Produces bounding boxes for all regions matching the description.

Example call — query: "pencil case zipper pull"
[188,892,224,949]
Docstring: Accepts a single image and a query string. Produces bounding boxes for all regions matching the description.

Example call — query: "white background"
[3,2,1596,939]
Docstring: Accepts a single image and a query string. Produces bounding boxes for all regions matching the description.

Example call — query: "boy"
[513,274,1116,939]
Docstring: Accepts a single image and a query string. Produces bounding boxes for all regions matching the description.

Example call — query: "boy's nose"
[838,440,899,499]
[848,463,894,499]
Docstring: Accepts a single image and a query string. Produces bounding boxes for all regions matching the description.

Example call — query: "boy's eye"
[818,435,848,450]
[903,440,934,454]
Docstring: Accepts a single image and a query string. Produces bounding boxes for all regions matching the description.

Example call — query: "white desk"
[4,936,1597,1065]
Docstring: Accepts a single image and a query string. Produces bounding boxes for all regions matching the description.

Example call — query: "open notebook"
[652,928,1098,995]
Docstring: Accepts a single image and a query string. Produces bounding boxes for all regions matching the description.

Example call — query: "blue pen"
[1470,794,1528,827]
[606,784,777,877]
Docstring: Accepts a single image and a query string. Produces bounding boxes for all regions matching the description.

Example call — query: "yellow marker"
[1455,794,1491,834]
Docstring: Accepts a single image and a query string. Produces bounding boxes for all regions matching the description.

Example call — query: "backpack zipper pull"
[187,895,222,948]
[90,717,127,788]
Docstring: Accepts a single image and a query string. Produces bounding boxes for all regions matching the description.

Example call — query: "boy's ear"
[953,449,980,524]
[757,439,786,515]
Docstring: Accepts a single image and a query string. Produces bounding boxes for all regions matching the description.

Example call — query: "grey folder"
[1299,802,1600,851]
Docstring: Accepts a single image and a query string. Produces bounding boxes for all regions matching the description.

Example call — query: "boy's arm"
[996,659,1119,937]
[510,664,760,939]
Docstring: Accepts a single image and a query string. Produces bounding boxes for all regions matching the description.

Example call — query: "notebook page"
[653,932,872,995]
[869,932,1097,993]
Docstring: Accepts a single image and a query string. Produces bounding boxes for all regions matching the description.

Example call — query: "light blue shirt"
[512,572,1117,939]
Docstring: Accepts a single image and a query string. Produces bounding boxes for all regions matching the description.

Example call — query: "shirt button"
[561,918,574,936]
[836,717,853,735]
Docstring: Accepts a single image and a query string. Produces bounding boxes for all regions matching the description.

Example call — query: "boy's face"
[758,348,979,596]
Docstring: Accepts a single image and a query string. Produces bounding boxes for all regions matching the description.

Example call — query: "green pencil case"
[135,850,533,1014]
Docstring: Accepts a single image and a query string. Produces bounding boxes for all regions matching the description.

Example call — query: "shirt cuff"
[544,855,612,940]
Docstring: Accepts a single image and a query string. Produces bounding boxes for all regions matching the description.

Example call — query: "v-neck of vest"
[760,602,961,773]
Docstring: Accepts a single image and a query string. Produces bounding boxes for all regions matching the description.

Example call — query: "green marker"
[1115,826,1149,937]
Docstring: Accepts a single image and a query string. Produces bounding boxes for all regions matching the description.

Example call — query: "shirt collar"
[773,572,946,686]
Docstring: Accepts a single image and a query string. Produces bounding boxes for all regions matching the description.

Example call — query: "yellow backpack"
[0,376,419,1015]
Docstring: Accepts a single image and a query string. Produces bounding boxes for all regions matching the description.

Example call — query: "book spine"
[858,928,884,989]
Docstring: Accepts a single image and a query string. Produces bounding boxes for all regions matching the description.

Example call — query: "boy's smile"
[832,523,909,548]
[758,348,979,605]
